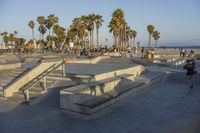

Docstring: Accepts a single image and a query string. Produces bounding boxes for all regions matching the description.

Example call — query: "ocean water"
[160,46,200,50]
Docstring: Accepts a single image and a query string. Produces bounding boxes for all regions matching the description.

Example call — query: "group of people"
[140,47,154,59]
[180,48,195,59]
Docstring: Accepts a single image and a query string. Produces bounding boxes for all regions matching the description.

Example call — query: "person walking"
[183,59,197,88]
[141,47,144,59]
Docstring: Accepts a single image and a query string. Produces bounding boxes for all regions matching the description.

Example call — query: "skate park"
[0,51,200,133]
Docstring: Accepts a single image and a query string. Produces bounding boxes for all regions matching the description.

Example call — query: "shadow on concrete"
[0,73,200,133]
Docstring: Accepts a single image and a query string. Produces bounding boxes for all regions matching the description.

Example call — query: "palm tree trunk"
[42,34,44,41]
[148,34,151,48]
[133,37,135,47]
[112,36,114,46]
[130,38,132,47]
[91,30,94,48]
[49,29,51,37]
[60,38,67,54]
[32,29,34,40]
[83,36,86,48]
[40,33,42,41]
[89,31,92,48]
[118,29,121,52]
[97,28,99,47]
[155,40,158,48]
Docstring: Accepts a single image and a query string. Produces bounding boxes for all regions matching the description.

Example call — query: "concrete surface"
[0,67,200,133]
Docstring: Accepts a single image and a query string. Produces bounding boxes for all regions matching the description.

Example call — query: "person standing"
[141,47,144,59]
[183,59,197,88]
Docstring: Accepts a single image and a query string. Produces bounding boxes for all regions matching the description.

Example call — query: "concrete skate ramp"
[3,59,64,97]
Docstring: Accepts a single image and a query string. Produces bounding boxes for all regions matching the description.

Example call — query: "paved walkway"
[0,68,200,133]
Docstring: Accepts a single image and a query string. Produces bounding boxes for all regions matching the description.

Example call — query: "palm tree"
[109,9,126,52]
[47,14,59,48]
[72,17,82,46]
[38,25,47,41]
[147,25,155,47]
[9,33,15,45]
[49,14,59,37]
[28,20,35,40]
[15,38,26,53]
[53,24,66,50]
[8,33,15,52]
[132,30,137,46]
[95,14,103,47]
[46,14,58,37]
[153,31,160,47]
[80,15,88,48]
[37,16,45,40]
[108,21,118,47]
[88,14,96,48]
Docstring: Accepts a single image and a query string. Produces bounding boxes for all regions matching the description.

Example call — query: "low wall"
[94,65,144,81]
[0,63,22,70]
[78,55,110,64]
[153,58,186,65]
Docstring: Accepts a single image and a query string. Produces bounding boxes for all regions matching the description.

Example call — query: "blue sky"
[0,0,200,46]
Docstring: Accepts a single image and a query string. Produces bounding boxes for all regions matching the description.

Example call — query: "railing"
[3,59,64,97]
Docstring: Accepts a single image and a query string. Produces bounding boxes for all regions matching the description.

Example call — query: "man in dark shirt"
[183,59,197,88]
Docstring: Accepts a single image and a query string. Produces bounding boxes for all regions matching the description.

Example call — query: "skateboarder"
[183,59,197,88]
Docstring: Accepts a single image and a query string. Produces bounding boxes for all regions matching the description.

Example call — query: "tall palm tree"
[132,30,137,46]
[147,25,155,47]
[53,24,66,50]
[80,15,88,48]
[72,17,82,45]
[88,14,96,48]
[47,14,59,48]
[37,16,45,40]
[108,21,118,47]
[46,14,58,37]
[95,14,103,47]
[109,9,126,51]
[28,20,35,40]
[38,25,47,41]
[153,31,160,47]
